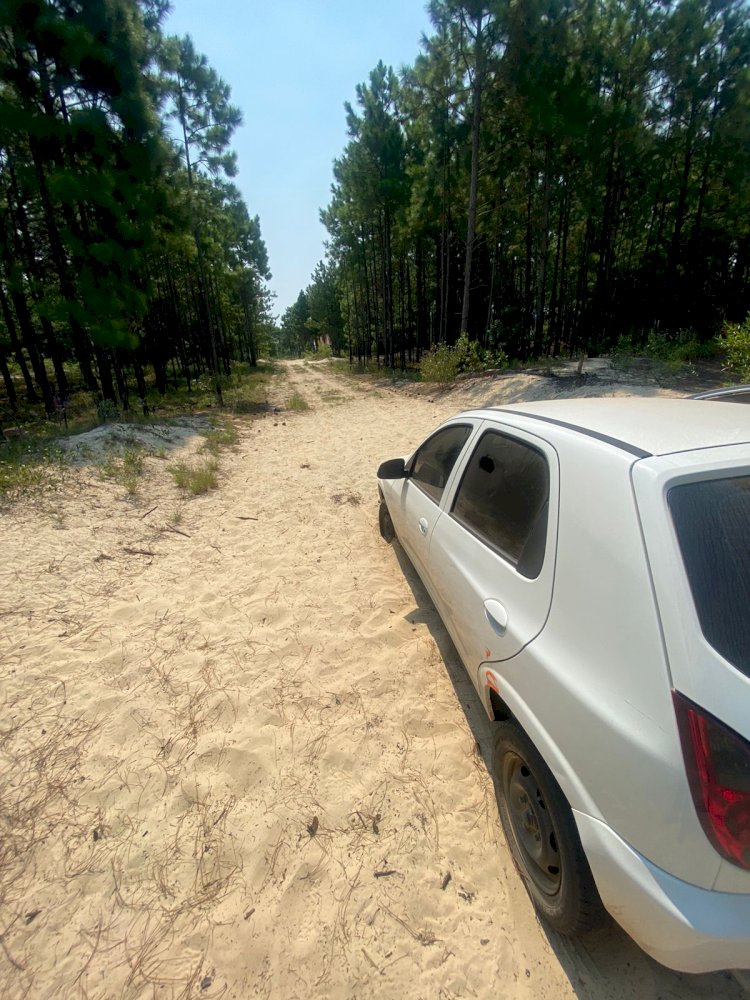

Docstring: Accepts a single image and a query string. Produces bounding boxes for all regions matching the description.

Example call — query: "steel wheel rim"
[502,751,562,897]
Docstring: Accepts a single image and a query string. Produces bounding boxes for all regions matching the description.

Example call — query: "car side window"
[451,430,549,578]
[668,475,750,678]
[410,424,472,504]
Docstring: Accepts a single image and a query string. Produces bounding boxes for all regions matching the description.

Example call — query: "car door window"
[409,424,472,504]
[450,430,550,578]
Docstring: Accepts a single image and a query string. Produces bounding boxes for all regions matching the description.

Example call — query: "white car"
[377,396,750,974]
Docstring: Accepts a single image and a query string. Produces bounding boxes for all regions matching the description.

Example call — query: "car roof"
[459,397,750,457]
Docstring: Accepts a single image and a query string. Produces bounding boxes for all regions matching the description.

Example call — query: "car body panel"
[427,419,559,666]
[632,446,750,745]
[472,429,721,890]
[383,417,482,584]
[574,810,750,973]
[493,396,750,455]
[376,398,750,971]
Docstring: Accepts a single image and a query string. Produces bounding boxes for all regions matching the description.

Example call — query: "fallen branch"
[0,931,25,971]
[122,547,156,557]
[162,525,191,538]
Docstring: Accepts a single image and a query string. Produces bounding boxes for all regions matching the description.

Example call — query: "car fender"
[480,662,602,820]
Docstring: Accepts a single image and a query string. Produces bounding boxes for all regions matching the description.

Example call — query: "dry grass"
[286,392,310,412]
[200,419,239,456]
[331,491,363,506]
[97,445,147,495]
[169,459,219,495]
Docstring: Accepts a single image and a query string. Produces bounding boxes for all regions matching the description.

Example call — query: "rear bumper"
[575,810,750,973]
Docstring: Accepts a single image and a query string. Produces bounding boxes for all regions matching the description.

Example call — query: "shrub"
[420,342,459,383]
[96,398,120,423]
[121,447,145,494]
[615,331,722,366]
[420,333,508,383]
[725,317,750,380]
[305,343,332,359]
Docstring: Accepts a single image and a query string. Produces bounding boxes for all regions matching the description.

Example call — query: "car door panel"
[394,420,482,579]
[427,422,559,678]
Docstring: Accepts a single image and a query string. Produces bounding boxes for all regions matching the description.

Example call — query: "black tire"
[492,721,605,935]
[379,500,396,543]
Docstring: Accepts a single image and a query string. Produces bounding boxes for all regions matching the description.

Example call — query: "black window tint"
[668,476,750,678]
[451,431,549,578]
[410,424,472,503]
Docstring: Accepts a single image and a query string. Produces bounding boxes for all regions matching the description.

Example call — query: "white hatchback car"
[377,396,750,974]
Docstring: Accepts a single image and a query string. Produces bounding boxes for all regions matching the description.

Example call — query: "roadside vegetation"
[97,445,147,496]
[0,436,66,499]
[0,363,272,503]
[0,2,273,434]
[273,2,750,386]
[169,458,220,495]
[168,415,239,495]
[286,392,311,411]
[725,318,750,381]
[420,334,509,383]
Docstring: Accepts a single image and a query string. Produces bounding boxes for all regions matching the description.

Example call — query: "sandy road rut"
[0,359,744,999]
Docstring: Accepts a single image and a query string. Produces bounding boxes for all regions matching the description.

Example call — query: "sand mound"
[59,417,211,464]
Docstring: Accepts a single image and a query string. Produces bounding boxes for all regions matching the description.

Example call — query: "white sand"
[0,360,742,999]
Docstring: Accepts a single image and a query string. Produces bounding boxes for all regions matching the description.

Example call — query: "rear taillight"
[673,691,750,871]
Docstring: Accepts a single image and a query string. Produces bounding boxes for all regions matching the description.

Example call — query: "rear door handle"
[484,599,508,635]
[418,517,428,536]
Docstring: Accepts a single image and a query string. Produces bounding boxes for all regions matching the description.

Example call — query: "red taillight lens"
[673,691,750,870]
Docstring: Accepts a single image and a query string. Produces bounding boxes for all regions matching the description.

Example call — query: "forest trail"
[1,361,742,1000]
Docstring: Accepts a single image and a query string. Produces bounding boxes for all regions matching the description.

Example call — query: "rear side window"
[669,476,750,678]
[410,424,472,503]
[451,430,549,578]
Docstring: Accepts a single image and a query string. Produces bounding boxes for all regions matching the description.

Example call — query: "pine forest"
[0,0,271,419]
[3,0,750,415]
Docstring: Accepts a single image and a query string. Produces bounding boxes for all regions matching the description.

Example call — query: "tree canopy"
[306,0,750,367]
[0,0,271,416]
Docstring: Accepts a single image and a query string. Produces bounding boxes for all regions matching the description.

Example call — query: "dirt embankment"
[1,359,744,999]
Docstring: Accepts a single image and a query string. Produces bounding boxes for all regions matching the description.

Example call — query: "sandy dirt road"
[1,359,743,999]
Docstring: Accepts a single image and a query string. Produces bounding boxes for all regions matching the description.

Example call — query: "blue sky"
[164,0,434,319]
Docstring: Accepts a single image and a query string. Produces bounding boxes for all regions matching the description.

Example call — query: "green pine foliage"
[298,0,750,375]
[0,0,273,425]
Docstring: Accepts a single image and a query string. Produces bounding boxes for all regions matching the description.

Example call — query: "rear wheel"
[379,500,396,543]
[493,721,604,935]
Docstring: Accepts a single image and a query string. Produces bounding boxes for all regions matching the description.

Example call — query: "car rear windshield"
[668,475,750,677]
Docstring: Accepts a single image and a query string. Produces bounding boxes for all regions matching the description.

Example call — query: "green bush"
[615,331,722,366]
[305,343,332,359]
[420,333,508,383]
[725,317,750,380]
